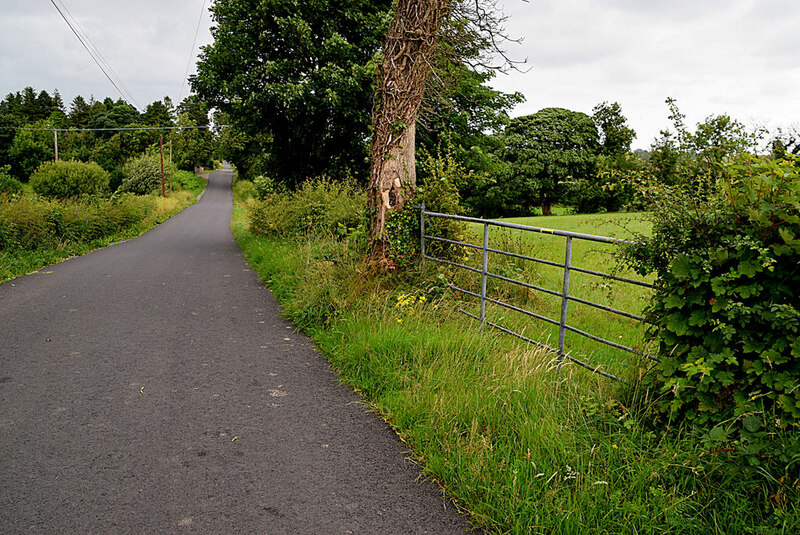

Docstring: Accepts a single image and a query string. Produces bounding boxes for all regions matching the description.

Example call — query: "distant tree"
[68,95,92,128]
[571,101,640,213]
[0,114,22,165]
[21,88,51,121]
[8,119,55,181]
[647,98,757,186]
[593,101,636,156]
[141,98,175,127]
[171,96,213,170]
[647,130,682,185]
[88,103,140,138]
[499,108,599,215]
[209,111,268,179]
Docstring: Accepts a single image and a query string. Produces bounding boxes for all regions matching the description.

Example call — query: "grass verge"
[231,185,799,534]
[0,174,206,283]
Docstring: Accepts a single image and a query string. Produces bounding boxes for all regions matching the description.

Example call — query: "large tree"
[500,108,599,215]
[192,0,392,184]
[592,101,635,157]
[368,0,521,258]
[368,0,452,258]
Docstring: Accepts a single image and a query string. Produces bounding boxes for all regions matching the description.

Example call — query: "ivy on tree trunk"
[368,0,452,265]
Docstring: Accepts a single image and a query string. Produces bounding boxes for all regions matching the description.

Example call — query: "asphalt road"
[0,169,471,534]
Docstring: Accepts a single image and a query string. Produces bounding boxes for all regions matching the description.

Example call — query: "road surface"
[0,168,471,533]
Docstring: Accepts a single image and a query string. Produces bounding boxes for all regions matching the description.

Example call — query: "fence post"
[558,236,573,363]
[419,203,426,269]
[480,222,490,331]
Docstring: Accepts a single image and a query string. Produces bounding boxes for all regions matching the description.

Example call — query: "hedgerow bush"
[624,154,800,480]
[30,160,110,198]
[0,165,24,195]
[173,170,206,195]
[248,177,365,238]
[120,150,177,195]
[0,193,150,251]
[253,175,277,200]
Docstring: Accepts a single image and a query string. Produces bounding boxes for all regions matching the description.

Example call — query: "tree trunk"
[542,200,552,216]
[368,0,451,266]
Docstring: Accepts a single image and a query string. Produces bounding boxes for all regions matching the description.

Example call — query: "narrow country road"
[0,169,470,534]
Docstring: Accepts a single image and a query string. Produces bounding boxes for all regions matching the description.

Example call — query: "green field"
[432,212,653,379]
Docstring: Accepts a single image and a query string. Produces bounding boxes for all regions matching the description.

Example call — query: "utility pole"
[160,134,166,198]
[54,130,59,161]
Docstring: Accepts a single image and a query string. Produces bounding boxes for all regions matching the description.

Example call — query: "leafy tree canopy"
[592,101,635,156]
[192,0,393,185]
[88,103,141,135]
[647,98,758,186]
[499,108,599,215]
[141,98,175,127]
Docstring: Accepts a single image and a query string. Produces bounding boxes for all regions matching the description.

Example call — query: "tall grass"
[232,181,798,534]
[0,176,204,282]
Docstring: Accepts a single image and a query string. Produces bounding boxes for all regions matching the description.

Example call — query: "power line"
[54,0,140,109]
[0,125,220,132]
[49,0,140,109]
[177,0,208,105]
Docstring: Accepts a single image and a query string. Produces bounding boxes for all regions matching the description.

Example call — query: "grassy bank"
[231,181,798,534]
[0,172,206,283]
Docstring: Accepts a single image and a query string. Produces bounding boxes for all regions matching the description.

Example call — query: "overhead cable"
[177,0,208,105]
[54,0,140,109]
[49,0,140,109]
[2,125,218,132]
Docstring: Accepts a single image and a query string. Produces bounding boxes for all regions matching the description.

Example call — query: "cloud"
[492,0,800,148]
[0,0,213,109]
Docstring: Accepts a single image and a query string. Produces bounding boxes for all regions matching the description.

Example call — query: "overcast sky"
[2,0,798,149]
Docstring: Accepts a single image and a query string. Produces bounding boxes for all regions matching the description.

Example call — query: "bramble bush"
[624,154,800,481]
[247,176,365,238]
[120,150,177,195]
[30,160,110,199]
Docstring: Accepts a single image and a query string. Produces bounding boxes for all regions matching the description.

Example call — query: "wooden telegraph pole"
[54,130,59,161]
[159,134,166,198]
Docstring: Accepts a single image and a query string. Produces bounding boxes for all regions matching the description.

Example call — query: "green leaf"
[663,294,684,310]
[743,414,762,433]
[708,426,727,442]
[671,254,691,280]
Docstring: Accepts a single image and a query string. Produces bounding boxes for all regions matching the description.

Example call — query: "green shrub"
[120,150,177,195]
[173,170,206,195]
[0,165,24,195]
[624,154,800,479]
[0,192,153,253]
[248,177,365,238]
[29,160,110,198]
[233,179,257,201]
[253,175,277,200]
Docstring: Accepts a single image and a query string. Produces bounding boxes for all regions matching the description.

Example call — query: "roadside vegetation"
[0,163,206,282]
[231,161,800,533]
[0,84,217,283]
